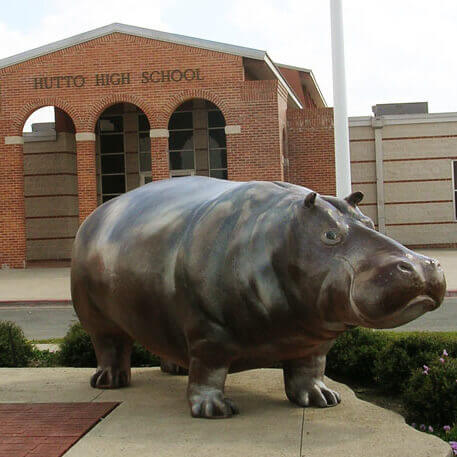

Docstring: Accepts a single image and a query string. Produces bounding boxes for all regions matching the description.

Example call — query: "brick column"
[150,129,169,181]
[225,125,243,181]
[0,137,26,268]
[76,133,97,223]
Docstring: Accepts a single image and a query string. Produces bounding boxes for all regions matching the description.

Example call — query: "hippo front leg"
[187,357,239,419]
[283,353,341,408]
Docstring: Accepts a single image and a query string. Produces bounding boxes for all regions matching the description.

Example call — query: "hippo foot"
[189,390,239,419]
[286,380,341,408]
[90,367,131,389]
[160,359,188,375]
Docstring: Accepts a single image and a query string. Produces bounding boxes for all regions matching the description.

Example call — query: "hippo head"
[291,191,446,330]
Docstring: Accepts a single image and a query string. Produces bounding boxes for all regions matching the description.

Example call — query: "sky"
[3,0,457,130]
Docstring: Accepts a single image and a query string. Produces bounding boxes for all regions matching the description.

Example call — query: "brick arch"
[86,94,155,132]
[158,90,235,128]
[12,98,81,135]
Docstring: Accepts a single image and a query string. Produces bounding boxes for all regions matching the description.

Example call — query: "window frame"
[137,113,151,176]
[97,115,126,202]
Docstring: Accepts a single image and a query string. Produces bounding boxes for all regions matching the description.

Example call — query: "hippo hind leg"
[72,286,133,389]
[90,332,133,389]
[160,358,188,375]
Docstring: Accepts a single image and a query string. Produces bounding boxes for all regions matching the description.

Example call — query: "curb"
[0,300,72,308]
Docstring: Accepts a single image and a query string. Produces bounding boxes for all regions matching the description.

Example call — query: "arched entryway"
[168,99,227,179]
[95,103,151,203]
[22,106,77,264]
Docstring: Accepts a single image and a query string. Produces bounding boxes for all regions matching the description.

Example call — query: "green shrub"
[0,321,34,367]
[59,322,97,367]
[59,322,160,367]
[29,348,60,367]
[326,327,389,385]
[374,333,457,394]
[403,356,457,426]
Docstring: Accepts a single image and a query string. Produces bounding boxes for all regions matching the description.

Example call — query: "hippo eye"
[322,229,342,245]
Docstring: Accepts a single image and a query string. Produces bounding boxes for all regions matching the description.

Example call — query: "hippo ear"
[345,191,364,207]
[304,192,317,208]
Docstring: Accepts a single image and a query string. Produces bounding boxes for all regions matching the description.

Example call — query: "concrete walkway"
[0,249,455,303]
[0,368,451,457]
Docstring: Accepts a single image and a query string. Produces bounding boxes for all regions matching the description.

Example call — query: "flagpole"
[330,0,352,197]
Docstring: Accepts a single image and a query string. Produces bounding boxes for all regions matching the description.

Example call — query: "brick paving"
[0,402,119,457]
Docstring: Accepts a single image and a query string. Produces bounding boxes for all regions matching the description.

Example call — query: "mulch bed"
[0,402,119,457]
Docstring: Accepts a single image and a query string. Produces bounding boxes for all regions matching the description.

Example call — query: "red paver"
[0,402,119,457]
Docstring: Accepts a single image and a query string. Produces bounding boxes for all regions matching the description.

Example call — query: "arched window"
[168,99,227,179]
[95,103,151,203]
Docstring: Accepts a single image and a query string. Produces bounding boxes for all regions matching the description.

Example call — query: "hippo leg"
[283,354,341,408]
[89,332,133,389]
[160,358,188,375]
[187,357,239,419]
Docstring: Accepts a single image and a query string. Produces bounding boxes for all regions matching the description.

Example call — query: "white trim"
[224,125,241,135]
[170,169,195,178]
[350,112,457,127]
[76,132,96,141]
[150,129,169,138]
[4,136,24,145]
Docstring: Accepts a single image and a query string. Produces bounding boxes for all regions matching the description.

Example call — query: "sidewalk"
[0,367,451,457]
[0,249,455,303]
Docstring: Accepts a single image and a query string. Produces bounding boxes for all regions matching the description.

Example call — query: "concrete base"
[0,368,451,457]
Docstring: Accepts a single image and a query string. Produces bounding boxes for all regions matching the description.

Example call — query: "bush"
[374,333,457,394]
[59,322,97,367]
[326,327,389,385]
[59,322,160,367]
[0,321,34,367]
[29,348,60,367]
[403,355,457,426]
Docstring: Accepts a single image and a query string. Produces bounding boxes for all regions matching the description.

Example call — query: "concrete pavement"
[0,367,451,457]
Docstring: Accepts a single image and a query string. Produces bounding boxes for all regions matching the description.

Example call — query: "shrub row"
[327,327,457,427]
[0,321,160,369]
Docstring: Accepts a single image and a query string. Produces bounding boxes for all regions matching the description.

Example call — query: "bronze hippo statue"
[71,177,446,418]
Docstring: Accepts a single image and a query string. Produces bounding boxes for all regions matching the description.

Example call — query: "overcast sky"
[3,0,457,129]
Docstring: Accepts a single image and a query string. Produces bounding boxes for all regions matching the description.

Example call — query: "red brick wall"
[0,32,335,267]
[287,108,336,195]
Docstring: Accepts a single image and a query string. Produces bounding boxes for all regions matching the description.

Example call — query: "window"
[168,110,195,175]
[453,161,457,220]
[208,109,227,179]
[138,114,151,174]
[97,116,125,202]
[167,100,227,179]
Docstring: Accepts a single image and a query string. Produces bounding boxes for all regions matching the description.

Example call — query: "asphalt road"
[0,298,456,340]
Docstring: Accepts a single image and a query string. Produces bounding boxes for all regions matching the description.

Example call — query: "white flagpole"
[330,0,352,197]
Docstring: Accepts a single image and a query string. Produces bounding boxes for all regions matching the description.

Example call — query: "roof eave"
[0,23,267,70]
[264,54,303,109]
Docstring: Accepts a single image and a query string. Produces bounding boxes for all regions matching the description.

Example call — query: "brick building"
[0,23,335,268]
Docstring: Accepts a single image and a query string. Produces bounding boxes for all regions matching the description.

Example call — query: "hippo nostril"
[397,261,414,274]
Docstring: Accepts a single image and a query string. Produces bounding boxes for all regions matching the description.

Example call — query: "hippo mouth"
[355,294,440,329]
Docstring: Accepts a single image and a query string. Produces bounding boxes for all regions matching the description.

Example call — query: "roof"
[0,23,303,109]
[276,63,327,107]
